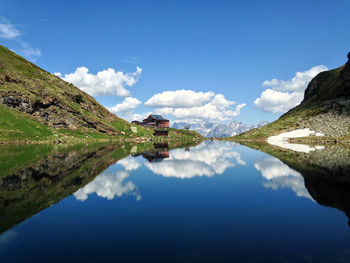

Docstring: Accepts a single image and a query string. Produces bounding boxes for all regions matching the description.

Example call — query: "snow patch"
[267,128,325,153]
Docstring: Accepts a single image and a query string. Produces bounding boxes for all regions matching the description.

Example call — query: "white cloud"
[254,89,302,113]
[58,66,142,97]
[254,156,313,200]
[145,89,214,108]
[74,170,141,201]
[118,156,141,171]
[145,90,246,122]
[145,141,245,179]
[254,65,328,113]
[107,97,142,114]
[131,112,152,122]
[0,21,21,39]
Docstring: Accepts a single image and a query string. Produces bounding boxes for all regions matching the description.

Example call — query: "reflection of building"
[132,143,169,162]
[154,129,168,136]
[142,150,170,162]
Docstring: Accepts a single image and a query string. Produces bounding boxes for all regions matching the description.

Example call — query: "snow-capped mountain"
[172,121,216,136]
[172,120,268,138]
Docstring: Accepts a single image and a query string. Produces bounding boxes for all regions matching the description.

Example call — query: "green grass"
[0,45,204,143]
[0,105,53,141]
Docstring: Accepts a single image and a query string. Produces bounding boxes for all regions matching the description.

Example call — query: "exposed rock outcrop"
[0,45,123,135]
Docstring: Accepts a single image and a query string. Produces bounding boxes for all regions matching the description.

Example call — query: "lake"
[1,141,350,262]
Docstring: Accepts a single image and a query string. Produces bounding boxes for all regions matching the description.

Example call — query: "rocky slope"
[234,52,350,140]
[0,45,123,135]
[0,45,202,142]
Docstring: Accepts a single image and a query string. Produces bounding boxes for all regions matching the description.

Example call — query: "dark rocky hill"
[234,52,350,140]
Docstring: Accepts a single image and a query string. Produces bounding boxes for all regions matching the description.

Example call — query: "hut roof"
[150,115,168,121]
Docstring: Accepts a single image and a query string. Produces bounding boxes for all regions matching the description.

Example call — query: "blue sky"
[1,0,349,125]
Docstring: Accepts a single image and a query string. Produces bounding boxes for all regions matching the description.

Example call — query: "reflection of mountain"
[254,156,313,200]
[246,142,350,225]
[145,141,245,179]
[0,143,132,234]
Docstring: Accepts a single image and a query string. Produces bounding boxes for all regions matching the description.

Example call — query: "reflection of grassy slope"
[0,144,53,176]
[240,141,350,223]
[0,143,132,233]
[0,140,202,234]
[239,141,350,178]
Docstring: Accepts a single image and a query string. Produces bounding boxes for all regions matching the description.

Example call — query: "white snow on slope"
[267,128,325,153]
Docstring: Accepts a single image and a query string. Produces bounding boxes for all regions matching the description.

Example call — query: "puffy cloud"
[118,156,141,171]
[254,65,328,113]
[254,89,302,113]
[58,66,142,97]
[74,170,141,201]
[146,90,246,122]
[145,141,245,179]
[130,112,152,122]
[254,156,313,200]
[0,21,21,39]
[107,97,142,114]
[145,90,214,108]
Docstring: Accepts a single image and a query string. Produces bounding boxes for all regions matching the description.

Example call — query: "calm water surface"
[1,141,350,262]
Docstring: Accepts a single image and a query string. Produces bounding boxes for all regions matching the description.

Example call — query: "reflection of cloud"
[145,142,245,179]
[145,159,214,178]
[0,230,17,244]
[118,156,141,171]
[254,156,313,200]
[74,170,141,201]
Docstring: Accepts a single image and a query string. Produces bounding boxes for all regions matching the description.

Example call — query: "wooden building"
[143,114,169,128]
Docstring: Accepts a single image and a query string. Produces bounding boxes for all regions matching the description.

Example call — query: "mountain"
[172,121,216,136]
[234,52,350,140]
[0,45,202,142]
[172,120,268,137]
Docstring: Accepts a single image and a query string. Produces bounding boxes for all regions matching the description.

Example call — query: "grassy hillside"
[230,53,350,142]
[0,45,203,143]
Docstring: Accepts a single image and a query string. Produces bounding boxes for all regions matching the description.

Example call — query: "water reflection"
[2,140,350,262]
[254,156,313,200]
[0,143,132,233]
[132,143,170,162]
[143,141,245,179]
[245,141,350,225]
[74,170,141,201]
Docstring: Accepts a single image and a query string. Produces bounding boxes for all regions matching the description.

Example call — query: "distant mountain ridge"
[172,120,268,137]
